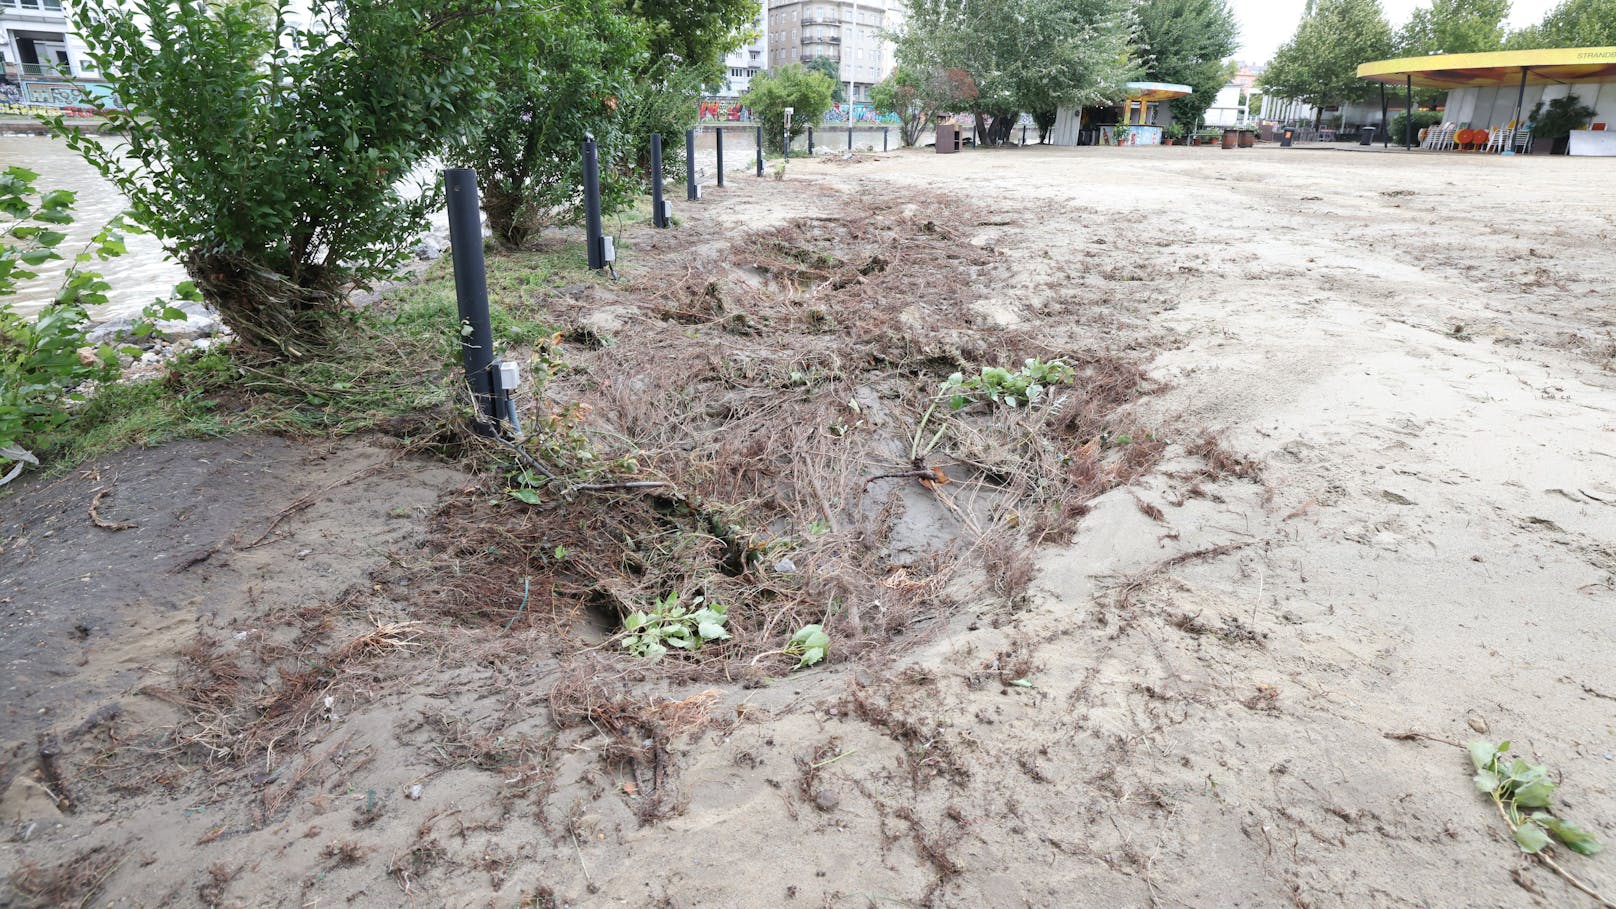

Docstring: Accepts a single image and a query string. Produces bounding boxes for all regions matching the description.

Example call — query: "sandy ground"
[2,145,1614,908]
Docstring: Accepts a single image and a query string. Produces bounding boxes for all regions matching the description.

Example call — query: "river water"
[1,134,188,320]
[0,125,897,321]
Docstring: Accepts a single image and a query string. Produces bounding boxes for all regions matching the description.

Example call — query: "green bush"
[57,0,530,361]
[454,0,646,249]
[1529,93,1597,141]
[743,65,837,154]
[871,67,933,147]
[1389,109,1444,143]
[1,167,126,482]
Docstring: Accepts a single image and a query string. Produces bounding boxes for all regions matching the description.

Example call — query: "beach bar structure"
[1357,47,1616,156]
[1049,82,1193,147]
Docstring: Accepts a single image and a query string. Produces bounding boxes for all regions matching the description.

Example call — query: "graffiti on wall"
[700,99,753,122]
[823,103,899,125]
[9,80,119,111]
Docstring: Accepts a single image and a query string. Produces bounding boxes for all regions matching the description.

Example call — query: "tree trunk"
[974,112,989,147]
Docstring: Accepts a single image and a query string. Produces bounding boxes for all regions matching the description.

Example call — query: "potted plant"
[1163,122,1186,146]
[1528,94,1597,155]
[1111,124,1131,146]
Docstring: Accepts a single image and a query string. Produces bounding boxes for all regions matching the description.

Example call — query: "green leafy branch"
[1470,739,1610,906]
[909,358,1075,461]
[620,592,730,660]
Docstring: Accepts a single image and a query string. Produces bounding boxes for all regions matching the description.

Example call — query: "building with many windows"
[1,0,100,106]
[714,7,768,100]
[765,0,900,104]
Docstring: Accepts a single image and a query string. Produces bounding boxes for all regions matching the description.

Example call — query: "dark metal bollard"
[848,126,854,151]
[1022,124,1028,146]
[686,129,698,201]
[650,133,669,228]
[808,126,814,156]
[716,128,725,187]
[444,168,500,435]
[883,127,889,152]
[581,136,606,269]
[757,126,765,175]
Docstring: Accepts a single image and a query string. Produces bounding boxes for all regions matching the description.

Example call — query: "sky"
[1232,0,1565,64]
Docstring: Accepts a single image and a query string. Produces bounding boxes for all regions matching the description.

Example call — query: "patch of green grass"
[32,244,591,472]
[33,368,232,468]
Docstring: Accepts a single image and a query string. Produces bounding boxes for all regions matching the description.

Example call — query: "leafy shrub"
[454,0,647,249]
[1389,109,1443,143]
[57,0,529,361]
[1529,93,1597,142]
[1,167,143,483]
[743,65,837,154]
[871,67,933,147]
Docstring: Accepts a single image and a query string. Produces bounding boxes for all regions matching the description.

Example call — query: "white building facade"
[2,0,96,102]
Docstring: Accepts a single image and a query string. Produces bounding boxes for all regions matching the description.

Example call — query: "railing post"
[716,128,725,187]
[883,127,889,152]
[757,126,765,175]
[444,168,500,436]
[650,133,668,228]
[1022,124,1028,146]
[686,129,698,201]
[848,125,854,151]
[581,136,605,269]
[808,126,814,156]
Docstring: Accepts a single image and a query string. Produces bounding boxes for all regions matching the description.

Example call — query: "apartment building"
[1,0,99,105]
[765,0,900,103]
[715,7,769,99]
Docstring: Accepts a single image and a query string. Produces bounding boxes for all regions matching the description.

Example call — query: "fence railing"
[17,62,73,79]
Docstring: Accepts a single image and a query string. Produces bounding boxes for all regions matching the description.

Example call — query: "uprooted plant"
[1470,739,1609,905]
[621,592,732,660]
[408,195,1171,683]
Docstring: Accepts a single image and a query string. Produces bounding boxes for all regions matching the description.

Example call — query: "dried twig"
[88,489,136,531]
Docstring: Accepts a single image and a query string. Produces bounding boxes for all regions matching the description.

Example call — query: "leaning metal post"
[650,133,668,228]
[444,168,500,435]
[685,129,698,201]
[716,128,725,186]
[582,136,605,269]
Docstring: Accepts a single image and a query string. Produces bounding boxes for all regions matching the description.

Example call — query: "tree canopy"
[1133,0,1242,129]
[897,0,1136,144]
[1506,0,1616,49]
[1261,0,1394,124]
[741,64,836,153]
[1398,0,1509,55]
[803,56,846,103]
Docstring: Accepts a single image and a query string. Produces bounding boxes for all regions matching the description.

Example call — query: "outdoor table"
[1568,129,1616,157]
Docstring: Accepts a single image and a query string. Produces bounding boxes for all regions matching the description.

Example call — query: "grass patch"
[30,243,593,472]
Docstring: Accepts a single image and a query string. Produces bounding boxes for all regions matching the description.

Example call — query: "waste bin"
[935,123,962,154]
[1280,127,1295,148]
[1359,126,1377,146]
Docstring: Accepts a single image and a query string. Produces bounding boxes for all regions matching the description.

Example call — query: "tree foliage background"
[1261,0,1395,126]
[1507,0,1616,48]
[453,0,646,250]
[742,64,837,153]
[1133,0,1241,130]
[896,0,1136,145]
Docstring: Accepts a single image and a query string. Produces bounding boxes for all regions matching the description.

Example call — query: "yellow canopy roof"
[1358,47,1616,89]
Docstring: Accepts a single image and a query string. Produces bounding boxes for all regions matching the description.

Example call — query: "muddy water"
[0,134,188,320]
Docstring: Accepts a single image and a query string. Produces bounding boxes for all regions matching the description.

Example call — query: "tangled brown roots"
[185,250,347,362]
